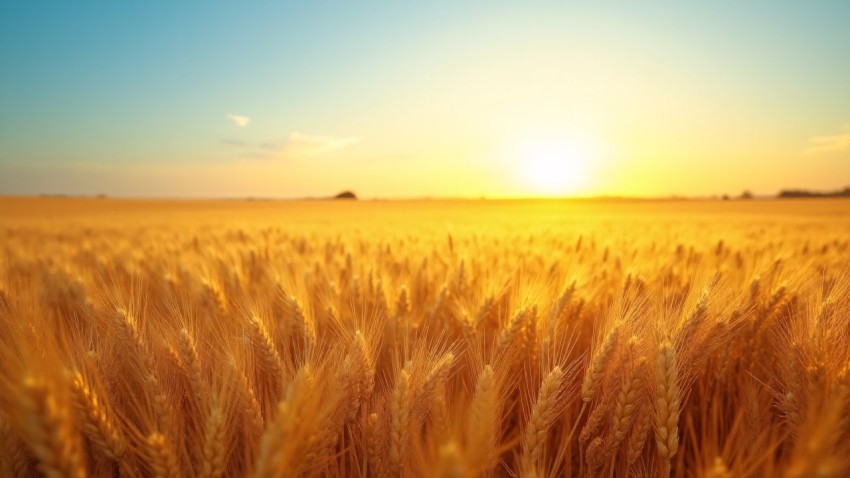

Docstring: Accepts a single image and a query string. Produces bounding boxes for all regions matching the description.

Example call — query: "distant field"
[2,195,849,227]
[1,196,848,477]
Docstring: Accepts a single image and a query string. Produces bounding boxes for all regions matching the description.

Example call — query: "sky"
[1,1,849,199]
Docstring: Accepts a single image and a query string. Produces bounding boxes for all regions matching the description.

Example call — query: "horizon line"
[4,190,849,203]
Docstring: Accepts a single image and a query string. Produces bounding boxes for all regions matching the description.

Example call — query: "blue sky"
[1,1,848,197]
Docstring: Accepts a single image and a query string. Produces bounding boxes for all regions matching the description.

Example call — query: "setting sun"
[517,137,595,196]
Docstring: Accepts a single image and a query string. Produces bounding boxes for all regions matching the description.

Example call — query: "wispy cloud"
[221,139,248,147]
[257,141,283,151]
[804,124,850,156]
[285,132,361,157]
[222,132,360,160]
[226,113,251,127]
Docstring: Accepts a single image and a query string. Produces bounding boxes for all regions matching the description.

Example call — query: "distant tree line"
[719,187,849,200]
[777,186,850,198]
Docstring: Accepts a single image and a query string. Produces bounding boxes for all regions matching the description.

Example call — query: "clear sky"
[1,1,848,198]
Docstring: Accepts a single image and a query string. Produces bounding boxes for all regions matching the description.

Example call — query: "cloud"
[257,141,283,151]
[221,139,248,147]
[804,124,850,156]
[285,132,360,157]
[221,132,360,160]
[237,151,273,160]
[226,113,251,127]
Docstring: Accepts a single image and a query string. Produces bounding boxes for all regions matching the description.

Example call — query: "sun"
[518,137,592,196]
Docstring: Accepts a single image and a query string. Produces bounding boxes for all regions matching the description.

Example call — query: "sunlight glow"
[517,137,594,196]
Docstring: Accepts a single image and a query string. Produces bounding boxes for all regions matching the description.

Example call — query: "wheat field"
[0,196,848,477]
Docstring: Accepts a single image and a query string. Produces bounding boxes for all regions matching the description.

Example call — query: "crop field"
[0,197,849,478]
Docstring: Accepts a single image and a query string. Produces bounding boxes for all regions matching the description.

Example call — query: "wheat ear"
[467,365,498,472]
[69,371,125,461]
[582,324,620,403]
[18,377,86,478]
[654,340,680,478]
[520,366,564,475]
[249,315,283,377]
[198,399,228,478]
[146,432,181,478]
[389,365,412,473]
[626,400,651,466]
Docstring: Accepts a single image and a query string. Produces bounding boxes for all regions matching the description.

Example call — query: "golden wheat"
[0,197,848,477]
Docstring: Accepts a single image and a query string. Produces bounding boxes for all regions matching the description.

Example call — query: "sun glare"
[518,137,592,196]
